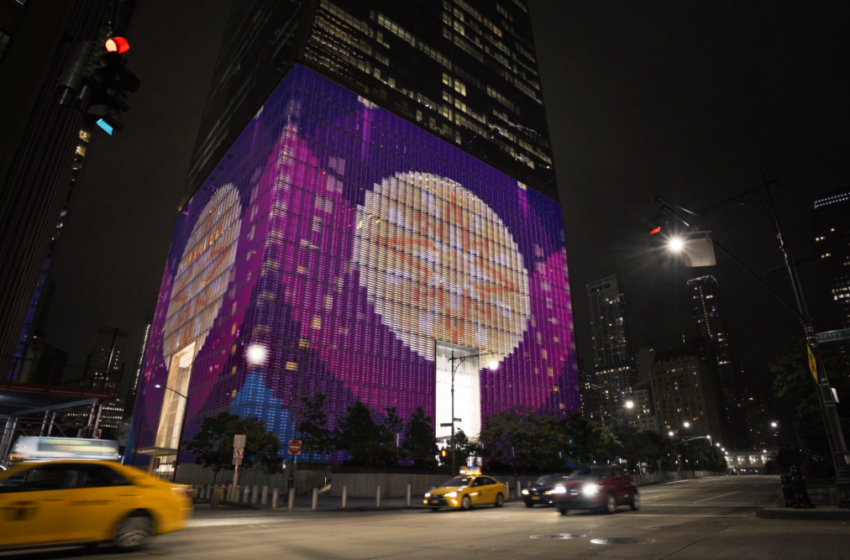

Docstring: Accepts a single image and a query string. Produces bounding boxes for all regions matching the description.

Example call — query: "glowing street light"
[625,400,635,409]
[488,359,499,371]
[683,421,690,428]
[771,421,778,428]
[668,431,675,437]
[668,237,685,252]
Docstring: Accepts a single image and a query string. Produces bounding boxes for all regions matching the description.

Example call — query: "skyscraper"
[587,276,630,369]
[183,0,556,207]
[586,275,635,432]
[687,275,740,447]
[813,189,850,330]
[131,0,577,478]
[0,0,125,379]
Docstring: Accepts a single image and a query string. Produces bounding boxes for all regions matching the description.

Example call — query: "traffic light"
[86,37,140,135]
[645,212,670,264]
[440,448,447,459]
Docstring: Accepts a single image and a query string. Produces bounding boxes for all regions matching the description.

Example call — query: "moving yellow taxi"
[0,460,192,551]
[424,468,507,510]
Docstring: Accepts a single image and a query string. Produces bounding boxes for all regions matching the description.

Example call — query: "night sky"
[44,1,849,413]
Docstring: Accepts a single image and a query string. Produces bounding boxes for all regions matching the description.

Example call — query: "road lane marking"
[695,491,740,503]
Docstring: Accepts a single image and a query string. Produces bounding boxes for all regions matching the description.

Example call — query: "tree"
[184,412,281,483]
[374,407,404,466]
[771,336,850,477]
[400,407,439,468]
[334,401,381,466]
[298,393,333,467]
[478,406,563,474]
[561,414,619,466]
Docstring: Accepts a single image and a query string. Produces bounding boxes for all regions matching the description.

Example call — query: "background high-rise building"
[0,0,129,379]
[130,0,577,478]
[586,275,636,433]
[687,275,740,447]
[587,276,630,369]
[650,342,724,441]
[813,189,850,330]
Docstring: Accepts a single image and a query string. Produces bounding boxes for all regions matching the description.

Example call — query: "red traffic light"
[649,226,661,235]
[105,37,130,54]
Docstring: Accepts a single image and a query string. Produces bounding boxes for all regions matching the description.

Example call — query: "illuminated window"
[312,316,322,330]
[286,362,298,371]
[78,129,92,143]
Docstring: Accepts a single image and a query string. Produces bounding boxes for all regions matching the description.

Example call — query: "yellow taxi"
[424,467,507,510]
[0,460,192,551]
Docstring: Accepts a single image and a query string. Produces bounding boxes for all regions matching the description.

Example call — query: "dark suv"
[553,466,639,514]
[521,473,570,507]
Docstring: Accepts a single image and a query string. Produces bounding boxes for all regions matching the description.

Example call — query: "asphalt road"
[6,475,849,560]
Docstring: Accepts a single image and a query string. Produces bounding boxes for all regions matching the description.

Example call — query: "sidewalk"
[756,506,850,521]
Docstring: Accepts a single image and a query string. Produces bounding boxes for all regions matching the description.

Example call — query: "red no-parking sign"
[288,440,302,455]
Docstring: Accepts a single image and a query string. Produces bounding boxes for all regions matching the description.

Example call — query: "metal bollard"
[288,487,295,511]
[243,486,250,503]
[516,481,521,499]
[272,487,279,508]
[252,485,259,504]
[213,486,221,507]
[262,485,268,505]
[342,485,347,509]
[406,484,411,507]
[312,487,318,510]
[376,485,381,508]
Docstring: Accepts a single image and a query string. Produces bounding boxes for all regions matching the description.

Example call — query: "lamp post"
[650,177,850,506]
[155,384,188,482]
[446,351,498,474]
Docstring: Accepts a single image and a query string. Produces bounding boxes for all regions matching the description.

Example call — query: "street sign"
[807,345,818,383]
[233,448,244,459]
[233,434,246,448]
[93,429,102,439]
[815,329,850,344]
[440,423,453,427]
[288,440,302,455]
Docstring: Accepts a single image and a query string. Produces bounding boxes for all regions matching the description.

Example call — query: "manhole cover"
[530,534,586,540]
[591,538,656,545]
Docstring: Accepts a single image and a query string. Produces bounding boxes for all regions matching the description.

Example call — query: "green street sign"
[815,329,850,343]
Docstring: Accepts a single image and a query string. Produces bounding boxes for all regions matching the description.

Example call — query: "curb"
[756,507,850,521]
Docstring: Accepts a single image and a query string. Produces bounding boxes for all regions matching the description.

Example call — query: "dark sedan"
[521,473,570,507]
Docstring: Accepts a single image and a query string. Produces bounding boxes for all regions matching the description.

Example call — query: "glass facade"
[134,66,577,468]
[185,0,557,209]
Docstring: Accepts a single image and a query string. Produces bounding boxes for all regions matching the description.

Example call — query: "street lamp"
[668,237,685,252]
[668,431,674,437]
[650,179,850,503]
[683,422,690,428]
[771,422,778,428]
[446,351,498,474]
[625,400,635,409]
[154,384,189,482]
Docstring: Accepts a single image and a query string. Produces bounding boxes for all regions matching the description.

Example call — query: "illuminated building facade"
[132,64,577,474]
[813,189,850,331]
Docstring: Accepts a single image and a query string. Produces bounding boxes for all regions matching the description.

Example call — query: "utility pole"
[651,174,850,507]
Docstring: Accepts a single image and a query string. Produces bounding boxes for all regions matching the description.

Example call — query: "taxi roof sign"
[459,466,481,475]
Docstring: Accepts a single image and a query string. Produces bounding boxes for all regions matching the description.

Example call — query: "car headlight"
[582,484,600,496]
[521,489,529,495]
[446,492,457,498]
[425,492,431,498]
[546,486,567,495]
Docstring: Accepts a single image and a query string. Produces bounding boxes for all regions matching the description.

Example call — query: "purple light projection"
[130,65,578,467]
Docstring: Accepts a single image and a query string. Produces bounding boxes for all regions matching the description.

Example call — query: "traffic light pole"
[447,351,495,474]
[653,176,850,507]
